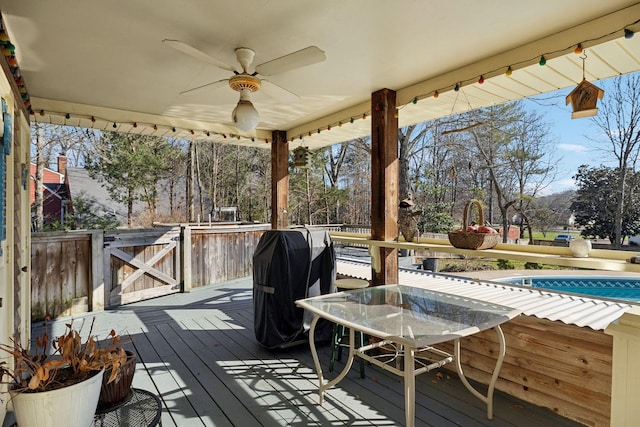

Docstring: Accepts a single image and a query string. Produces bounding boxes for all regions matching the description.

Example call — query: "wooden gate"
[104,228,182,306]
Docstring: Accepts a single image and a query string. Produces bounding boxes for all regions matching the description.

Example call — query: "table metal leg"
[404,346,416,427]
[309,315,355,405]
[454,325,506,419]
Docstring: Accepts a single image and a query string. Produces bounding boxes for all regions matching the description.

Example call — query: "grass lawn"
[437,257,574,273]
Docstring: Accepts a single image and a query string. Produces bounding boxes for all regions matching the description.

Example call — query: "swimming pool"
[498,276,640,302]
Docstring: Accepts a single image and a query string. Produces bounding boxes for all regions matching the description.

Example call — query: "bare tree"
[507,109,558,243]
[31,123,92,230]
[398,124,428,201]
[345,137,371,224]
[324,143,349,222]
[590,73,640,247]
[465,101,556,242]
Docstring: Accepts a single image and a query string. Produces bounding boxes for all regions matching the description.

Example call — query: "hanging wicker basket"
[448,199,501,250]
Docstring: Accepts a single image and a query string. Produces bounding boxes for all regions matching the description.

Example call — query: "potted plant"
[98,348,137,407]
[0,319,128,427]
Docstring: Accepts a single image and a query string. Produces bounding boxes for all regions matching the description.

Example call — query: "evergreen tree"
[85,132,178,227]
[571,165,640,243]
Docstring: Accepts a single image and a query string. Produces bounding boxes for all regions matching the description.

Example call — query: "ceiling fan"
[162,39,326,132]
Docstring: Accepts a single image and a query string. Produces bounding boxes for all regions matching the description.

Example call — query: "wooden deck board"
[20,277,586,427]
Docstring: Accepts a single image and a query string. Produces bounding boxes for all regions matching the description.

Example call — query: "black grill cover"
[253,229,336,349]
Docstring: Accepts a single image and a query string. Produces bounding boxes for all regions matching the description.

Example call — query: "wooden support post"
[271,130,289,229]
[605,307,640,426]
[91,230,105,312]
[181,225,192,292]
[370,88,398,285]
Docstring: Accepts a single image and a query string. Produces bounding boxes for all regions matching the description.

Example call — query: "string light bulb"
[574,44,583,54]
[625,29,635,39]
[478,75,484,84]
[539,55,546,66]
[505,66,513,76]
[454,83,460,92]
[112,122,117,128]
[1,43,15,56]
[433,90,439,98]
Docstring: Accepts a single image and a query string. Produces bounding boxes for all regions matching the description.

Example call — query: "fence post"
[181,225,192,292]
[90,230,105,312]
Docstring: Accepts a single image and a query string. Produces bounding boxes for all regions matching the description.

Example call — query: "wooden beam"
[370,88,398,285]
[271,130,289,229]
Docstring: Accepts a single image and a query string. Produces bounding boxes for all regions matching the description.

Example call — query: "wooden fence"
[30,223,271,321]
[435,315,613,426]
[28,223,458,321]
[31,231,95,321]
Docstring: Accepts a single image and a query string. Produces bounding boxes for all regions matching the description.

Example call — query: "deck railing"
[30,225,640,321]
[329,231,640,273]
[30,223,271,320]
[29,224,640,425]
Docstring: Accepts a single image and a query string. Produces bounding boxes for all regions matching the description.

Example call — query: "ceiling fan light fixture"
[232,88,259,132]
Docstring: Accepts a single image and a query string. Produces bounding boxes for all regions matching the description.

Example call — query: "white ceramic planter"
[9,369,103,427]
[569,239,592,258]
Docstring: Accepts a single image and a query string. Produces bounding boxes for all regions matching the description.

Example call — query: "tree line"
[31,74,640,247]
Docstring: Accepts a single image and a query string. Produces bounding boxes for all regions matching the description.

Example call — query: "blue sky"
[523,84,616,195]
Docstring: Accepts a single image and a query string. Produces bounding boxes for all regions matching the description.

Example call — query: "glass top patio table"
[297,284,520,348]
[297,283,522,426]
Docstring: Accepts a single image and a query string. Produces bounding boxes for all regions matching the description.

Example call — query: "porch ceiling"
[1,1,639,150]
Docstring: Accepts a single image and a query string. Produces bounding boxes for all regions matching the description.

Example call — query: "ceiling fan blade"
[162,39,236,72]
[260,80,300,104]
[179,79,228,96]
[255,46,325,76]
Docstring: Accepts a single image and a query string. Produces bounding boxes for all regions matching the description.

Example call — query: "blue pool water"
[498,276,640,302]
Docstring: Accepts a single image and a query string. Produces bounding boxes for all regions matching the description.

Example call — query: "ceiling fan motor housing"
[229,74,261,92]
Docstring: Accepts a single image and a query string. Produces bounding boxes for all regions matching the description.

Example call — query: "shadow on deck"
[27,277,584,427]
